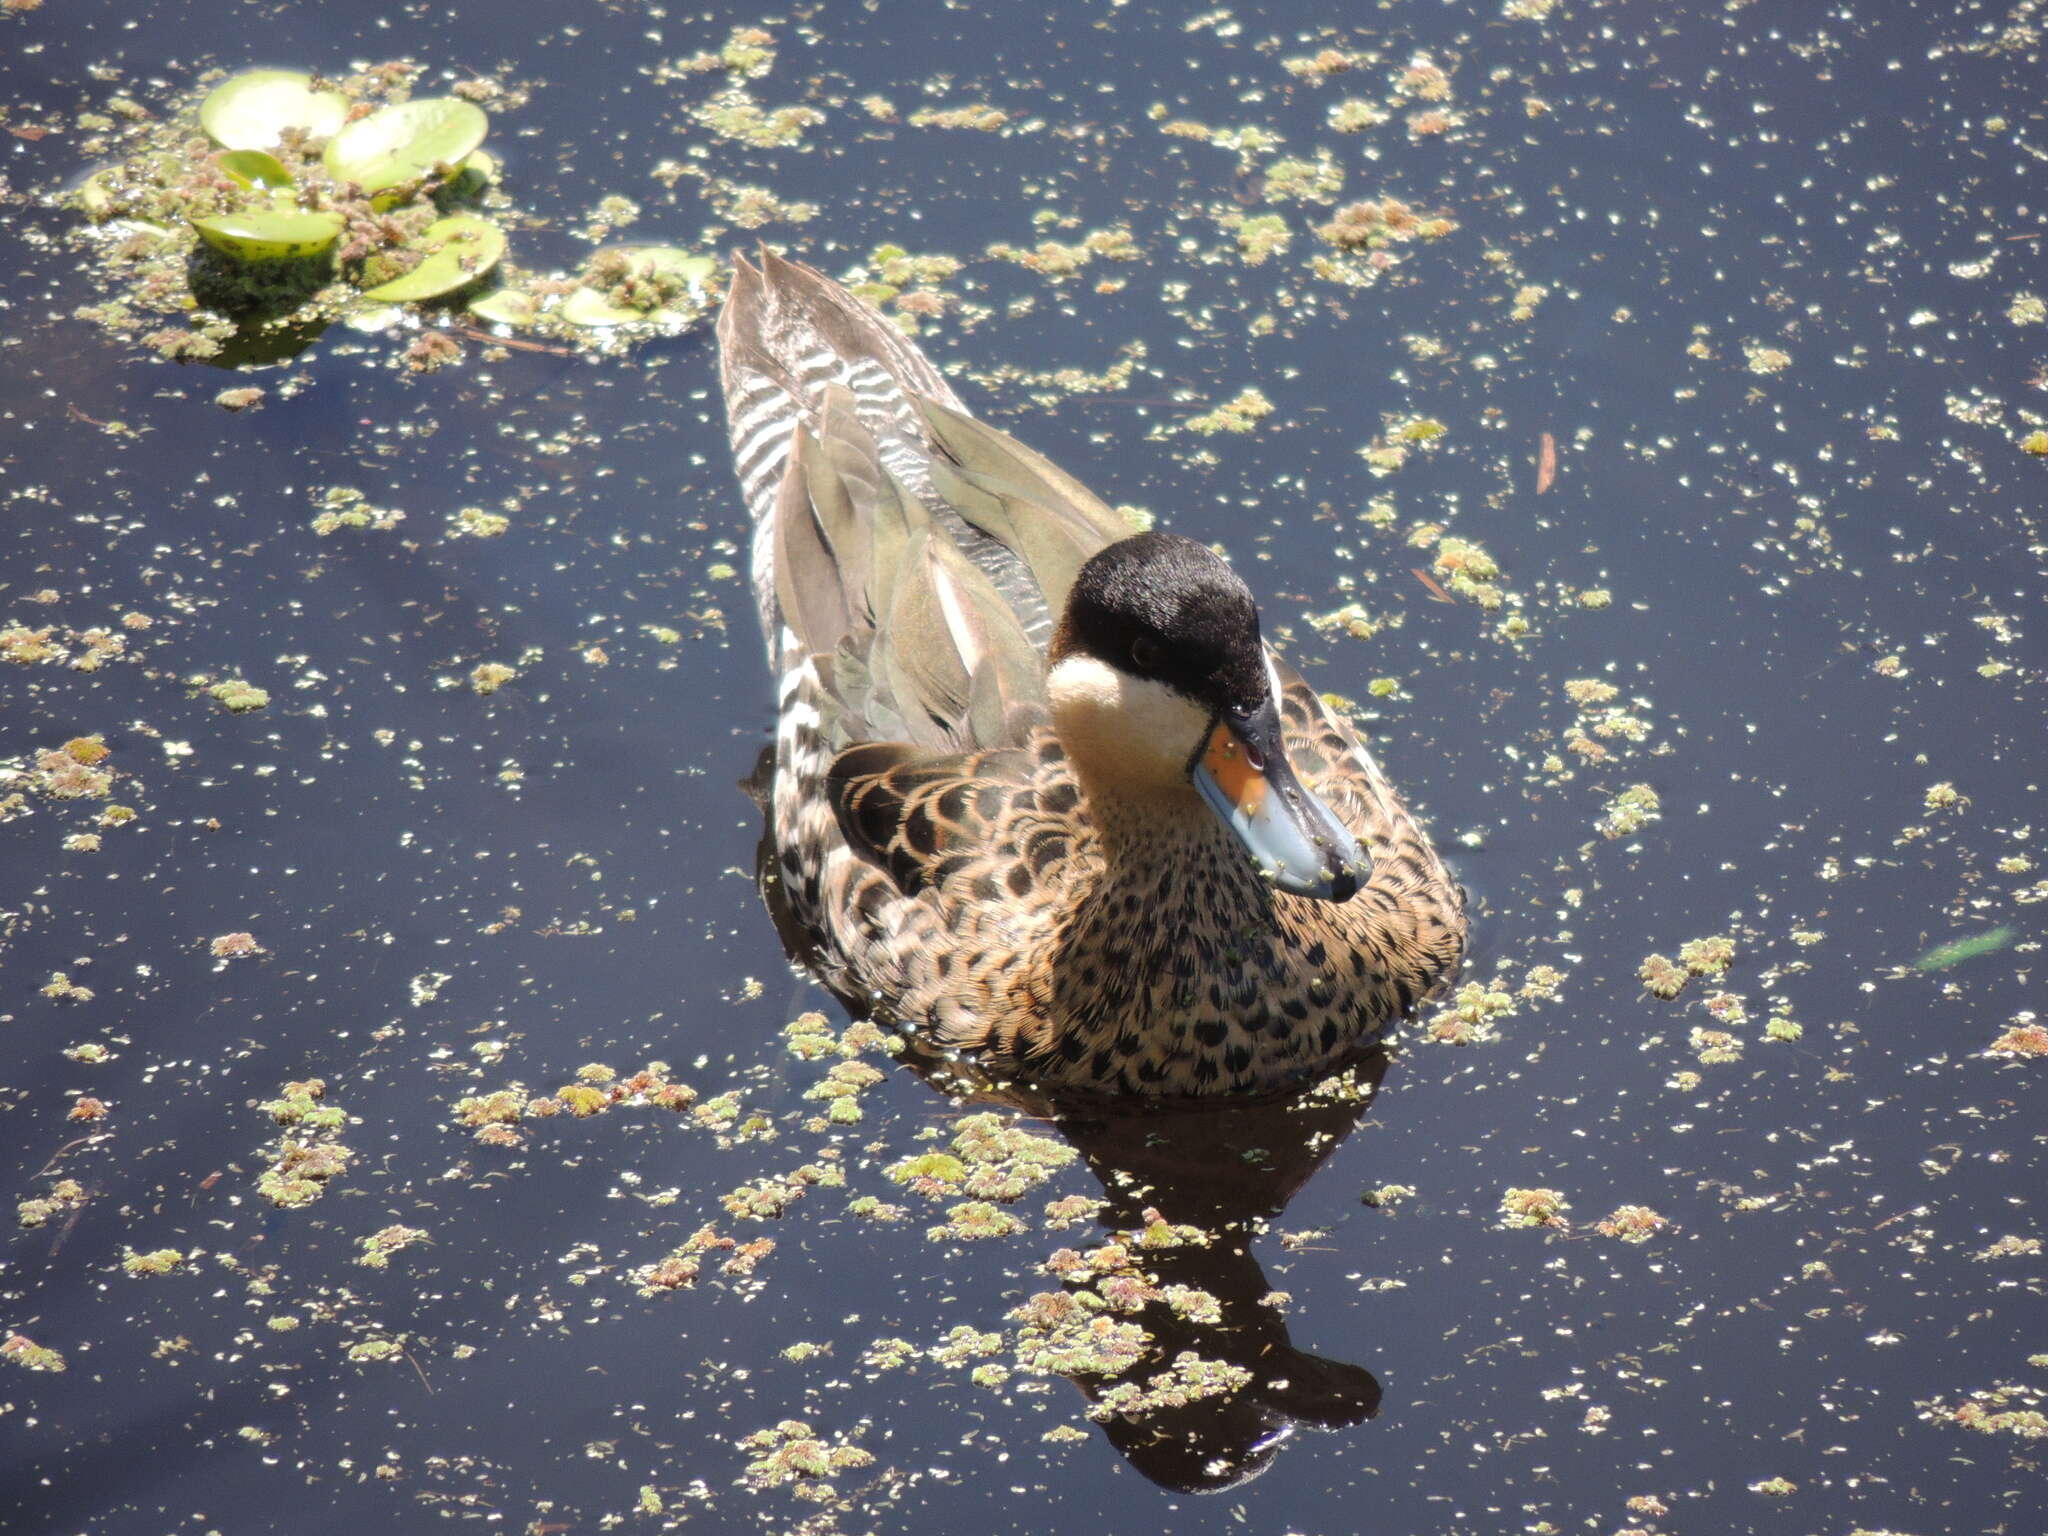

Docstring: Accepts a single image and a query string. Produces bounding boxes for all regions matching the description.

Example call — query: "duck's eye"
[1129,636,1163,672]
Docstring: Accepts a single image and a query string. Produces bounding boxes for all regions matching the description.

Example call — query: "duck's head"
[1045,531,1369,902]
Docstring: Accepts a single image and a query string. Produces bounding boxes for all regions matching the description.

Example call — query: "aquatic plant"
[65,66,717,366]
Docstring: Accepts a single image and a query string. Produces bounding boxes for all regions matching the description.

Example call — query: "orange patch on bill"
[1201,723,1267,813]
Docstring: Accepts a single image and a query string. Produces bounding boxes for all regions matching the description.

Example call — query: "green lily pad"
[358,215,506,302]
[561,246,717,327]
[466,286,537,327]
[323,98,489,195]
[200,70,350,152]
[190,206,346,262]
[217,149,295,190]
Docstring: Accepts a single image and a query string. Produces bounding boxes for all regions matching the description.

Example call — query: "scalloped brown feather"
[722,253,1466,1096]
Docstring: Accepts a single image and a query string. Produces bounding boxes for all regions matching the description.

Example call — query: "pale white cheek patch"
[1046,655,1210,789]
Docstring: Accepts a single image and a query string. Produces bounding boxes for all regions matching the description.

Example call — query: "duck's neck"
[1072,774,1273,924]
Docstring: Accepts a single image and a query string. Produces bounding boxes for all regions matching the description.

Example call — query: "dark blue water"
[3,1,2043,1532]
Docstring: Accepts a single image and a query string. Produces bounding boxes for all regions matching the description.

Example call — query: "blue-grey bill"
[1190,709,1369,902]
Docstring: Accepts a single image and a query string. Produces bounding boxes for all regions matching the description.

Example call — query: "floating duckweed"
[1427,977,1516,1044]
[555,1083,610,1117]
[209,679,270,713]
[1641,955,1685,998]
[929,1325,1004,1366]
[1743,342,1793,375]
[1988,1018,2048,1056]
[946,1113,1077,1200]
[258,1139,352,1207]
[1161,1285,1224,1325]
[988,238,1093,278]
[1748,1476,1798,1496]
[1923,781,1964,811]
[310,486,405,536]
[469,662,518,695]
[927,1200,1026,1241]
[1594,1205,1667,1244]
[443,506,509,540]
[1,1334,67,1373]
[1133,1209,1211,1250]
[1232,213,1292,265]
[721,1168,825,1219]
[1322,96,1387,132]
[256,1078,352,1206]
[887,1152,968,1190]
[561,245,716,328]
[1088,1352,1253,1422]
[1362,1182,1417,1209]
[659,24,779,78]
[736,1420,874,1489]
[347,1337,404,1364]
[1498,1187,1570,1229]
[1262,152,1344,203]
[122,1247,188,1277]
[1690,1027,1743,1065]
[861,1337,918,1371]
[1678,935,1736,976]
[1928,1384,2048,1439]
[1317,197,1457,250]
[1042,1194,1103,1228]
[41,972,95,1002]
[909,103,1010,131]
[1182,387,1275,435]
[1598,783,1662,839]
[30,744,114,800]
[693,88,824,148]
[1702,992,1746,1027]
[453,1088,527,1128]
[259,1080,340,1127]
[2021,430,2048,456]
[1764,1015,1803,1043]
[1975,1235,2041,1260]
[1010,1293,1151,1377]
[211,931,265,959]
[355,1225,429,1268]
[18,1180,88,1229]
[1431,536,1503,607]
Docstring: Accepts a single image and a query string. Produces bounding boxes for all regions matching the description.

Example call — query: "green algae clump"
[1498,1186,1571,1230]
[121,1247,189,1276]
[209,678,270,713]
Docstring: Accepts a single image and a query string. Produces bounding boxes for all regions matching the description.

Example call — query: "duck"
[718,251,1465,1098]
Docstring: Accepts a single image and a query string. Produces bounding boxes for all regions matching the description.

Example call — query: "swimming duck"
[719,252,1465,1097]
